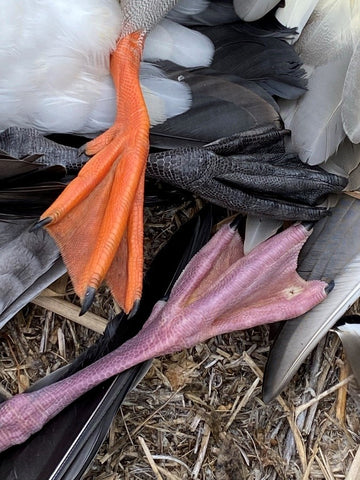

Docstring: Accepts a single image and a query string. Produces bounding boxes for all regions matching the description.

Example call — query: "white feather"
[336,322,360,386]
[294,0,353,67]
[337,323,360,336]
[144,19,214,68]
[347,161,360,192]
[342,38,360,143]
[0,1,204,135]
[79,76,116,133]
[244,216,283,255]
[280,0,355,164]
[140,64,192,126]
[280,57,349,164]
[0,0,122,134]
[322,138,360,190]
[233,0,280,21]
[78,63,193,132]
[275,0,320,42]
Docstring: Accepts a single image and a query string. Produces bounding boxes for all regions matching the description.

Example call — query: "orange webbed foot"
[39,31,149,313]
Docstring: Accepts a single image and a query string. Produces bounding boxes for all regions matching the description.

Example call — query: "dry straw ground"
[1,198,360,480]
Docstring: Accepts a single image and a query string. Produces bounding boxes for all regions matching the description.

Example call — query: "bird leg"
[146,130,348,221]
[38,31,149,314]
[0,221,330,451]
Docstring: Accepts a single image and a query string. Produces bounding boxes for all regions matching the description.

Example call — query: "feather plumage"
[294,0,353,66]
[168,0,209,17]
[280,57,349,165]
[263,195,360,401]
[150,69,282,149]
[342,37,360,143]
[275,0,320,41]
[244,216,282,254]
[167,0,239,26]
[0,222,64,330]
[233,0,281,22]
[0,0,214,134]
[336,320,360,387]
[322,138,360,191]
[149,8,310,149]
[0,145,68,328]
[197,22,307,99]
[280,0,356,164]
[144,19,214,67]
[0,0,121,134]
[140,63,192,126]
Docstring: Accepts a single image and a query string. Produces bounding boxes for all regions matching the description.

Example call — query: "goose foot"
[38,31,149,313]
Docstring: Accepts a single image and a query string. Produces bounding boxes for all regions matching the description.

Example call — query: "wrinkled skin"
[147,128,348,220]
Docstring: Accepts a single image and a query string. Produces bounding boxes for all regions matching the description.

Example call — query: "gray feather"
[233,0,280,22]
[263,195,360,402]
[167,1,238,26]
[336,323,360,388]
[0,224,64,329]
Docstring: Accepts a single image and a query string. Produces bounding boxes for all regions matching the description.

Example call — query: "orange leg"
[39,31,149,313]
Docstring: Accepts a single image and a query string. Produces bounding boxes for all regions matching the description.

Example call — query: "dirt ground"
[1,198,359,480]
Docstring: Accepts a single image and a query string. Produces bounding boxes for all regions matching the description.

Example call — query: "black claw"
[128,299,141,319]
[325,280,335,295]
[80,287,97,316]
[29,217,52,232]
[301,221,316,231]
[230,214,243,230]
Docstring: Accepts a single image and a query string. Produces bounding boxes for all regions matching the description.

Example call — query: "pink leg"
[0,222,329,451]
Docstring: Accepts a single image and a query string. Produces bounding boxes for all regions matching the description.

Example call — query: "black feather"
[195,22,307,99]
[150,69,282,149]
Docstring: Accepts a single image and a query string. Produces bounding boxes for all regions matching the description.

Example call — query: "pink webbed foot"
[0,220,330,452]
[145,220,330,349]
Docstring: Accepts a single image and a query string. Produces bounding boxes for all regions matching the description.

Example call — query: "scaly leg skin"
[38,31,149,314]
[0,222,332,452]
